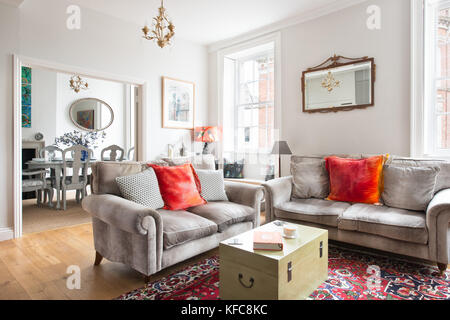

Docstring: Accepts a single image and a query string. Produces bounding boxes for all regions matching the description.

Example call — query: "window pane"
[239,82,259,104]
[437,114,450,149]
[438,8,450,78]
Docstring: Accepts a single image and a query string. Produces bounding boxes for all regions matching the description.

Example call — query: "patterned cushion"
[195,170,228,201]
[115,168,165,210]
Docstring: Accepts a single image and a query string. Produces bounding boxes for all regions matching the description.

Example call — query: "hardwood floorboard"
[0,223,219,300]
[0,216,447,300]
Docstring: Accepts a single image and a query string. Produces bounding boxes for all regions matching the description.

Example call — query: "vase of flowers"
[54,130,106,161]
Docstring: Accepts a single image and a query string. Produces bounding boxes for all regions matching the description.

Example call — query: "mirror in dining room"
[20,64,140,234]
[69,98,114,132]
[302,55,375,113]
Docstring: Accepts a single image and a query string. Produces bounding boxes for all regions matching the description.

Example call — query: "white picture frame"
[162,76,195,129]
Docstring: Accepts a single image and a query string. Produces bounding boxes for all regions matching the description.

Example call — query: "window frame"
[216,32,282,165]
[413,0,450,158]
[234,49,275,154]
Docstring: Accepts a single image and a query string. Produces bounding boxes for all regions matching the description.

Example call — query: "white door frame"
[13,54,148,238]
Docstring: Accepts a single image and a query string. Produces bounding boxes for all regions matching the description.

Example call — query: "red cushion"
[325,155,386,205]
[148,164,206,211]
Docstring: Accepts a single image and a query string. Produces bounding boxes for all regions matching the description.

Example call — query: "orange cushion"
[325,155,386,205]
[148,164,206,211]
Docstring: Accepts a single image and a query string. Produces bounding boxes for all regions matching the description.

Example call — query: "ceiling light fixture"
[142,0,175,48]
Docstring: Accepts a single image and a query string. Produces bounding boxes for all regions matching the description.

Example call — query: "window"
[423,0,450,156]
[222,42,276,173]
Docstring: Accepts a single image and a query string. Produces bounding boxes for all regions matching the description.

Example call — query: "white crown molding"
[0,228,14,242]
[208,0,369,52]
[0,0,24,8]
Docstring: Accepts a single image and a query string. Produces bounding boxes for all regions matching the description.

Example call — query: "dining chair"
[128,147,135,161]
[38,146,64,204]
[40,145,63,161]
[22,169,53,208]
[101,145,124,161]
[61,145,92,210]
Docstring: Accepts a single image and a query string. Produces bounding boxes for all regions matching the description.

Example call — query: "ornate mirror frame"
[69,98,115,132]
[301,55,376,113]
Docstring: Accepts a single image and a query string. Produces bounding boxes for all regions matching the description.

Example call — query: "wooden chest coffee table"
[219,221,328,300]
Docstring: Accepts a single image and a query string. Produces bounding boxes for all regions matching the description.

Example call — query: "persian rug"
[117,246,450,300]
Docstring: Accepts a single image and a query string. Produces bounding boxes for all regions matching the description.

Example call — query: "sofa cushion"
[195,169,229,201]
[149,164,206,211]
[187,201,254,232]
[290,158,329,199]
[157,209,218,250]
[115,168,165,210]
[382,165,440,211]
[390,157,450,193]
[91,161,143,196]
[338,204,428,245]
[274,199,351,227]
[325,155,386,205]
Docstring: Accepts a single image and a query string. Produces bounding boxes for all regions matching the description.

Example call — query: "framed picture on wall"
[77,110,95,130]
[162,76,195,129]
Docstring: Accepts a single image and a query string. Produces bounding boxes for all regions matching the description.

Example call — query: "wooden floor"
[0,223,217,300]
[0,216,447,300]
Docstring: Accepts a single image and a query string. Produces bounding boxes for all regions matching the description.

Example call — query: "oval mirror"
[69,98,114,132]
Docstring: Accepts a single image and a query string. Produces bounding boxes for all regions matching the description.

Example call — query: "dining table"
[26,158,97,210]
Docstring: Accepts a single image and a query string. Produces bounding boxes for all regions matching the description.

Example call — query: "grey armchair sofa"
[263,155,450,274]
[82,161,264,281]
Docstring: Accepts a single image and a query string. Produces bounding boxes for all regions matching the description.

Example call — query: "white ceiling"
[69,0,364,45]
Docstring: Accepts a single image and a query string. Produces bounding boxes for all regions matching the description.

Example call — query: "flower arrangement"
[54,130,106,149]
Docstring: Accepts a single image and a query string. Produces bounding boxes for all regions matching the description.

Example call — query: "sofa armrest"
[224,182,264,227]
[426,189,450,264]
[82,194,163,237]
[262,176,293,223]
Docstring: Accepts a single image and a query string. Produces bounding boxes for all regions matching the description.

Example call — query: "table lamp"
[271,141,292,178]
[194,126,220,154]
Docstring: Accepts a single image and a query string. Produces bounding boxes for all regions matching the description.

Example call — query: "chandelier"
[69,75,88,93]
[142,0,175,48]
[321,71,341,92]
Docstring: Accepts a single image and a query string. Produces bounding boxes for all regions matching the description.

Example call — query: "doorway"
[13,55,147,238]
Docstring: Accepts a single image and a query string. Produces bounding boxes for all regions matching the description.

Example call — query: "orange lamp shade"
[194,126,220,143]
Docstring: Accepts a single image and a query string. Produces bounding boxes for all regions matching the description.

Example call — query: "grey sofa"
[82,161,264,281]
[263,155,450,274]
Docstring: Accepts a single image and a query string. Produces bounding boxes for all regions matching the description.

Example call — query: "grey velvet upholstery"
[187,201,255,232]
[274,199,350,227]
[382,165,440,211]
[290,158,329,199]
[339,204,428,245]
[263,155,450,266]
[157,209,218,249]
[82,161,263,277]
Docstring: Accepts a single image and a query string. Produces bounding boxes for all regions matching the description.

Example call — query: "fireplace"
[22,140,45,200]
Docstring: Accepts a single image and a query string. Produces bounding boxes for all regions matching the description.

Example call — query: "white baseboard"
[0,228,14,242]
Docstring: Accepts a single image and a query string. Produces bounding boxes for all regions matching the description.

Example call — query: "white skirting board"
[0,228,14,242]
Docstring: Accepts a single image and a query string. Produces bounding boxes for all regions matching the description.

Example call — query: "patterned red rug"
[117,246,450,300]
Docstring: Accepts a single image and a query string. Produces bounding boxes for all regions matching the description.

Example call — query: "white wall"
[209,0,411,176]
[0,0,209,232]
[22,68,57,143]
[18,0,209,161]
[0,3,19,230]
[56,73,127,159]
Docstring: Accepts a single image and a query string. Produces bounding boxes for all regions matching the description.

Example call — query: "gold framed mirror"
[302,55,376,113]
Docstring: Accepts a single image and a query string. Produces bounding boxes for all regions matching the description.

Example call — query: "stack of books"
[253,231,283,251]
